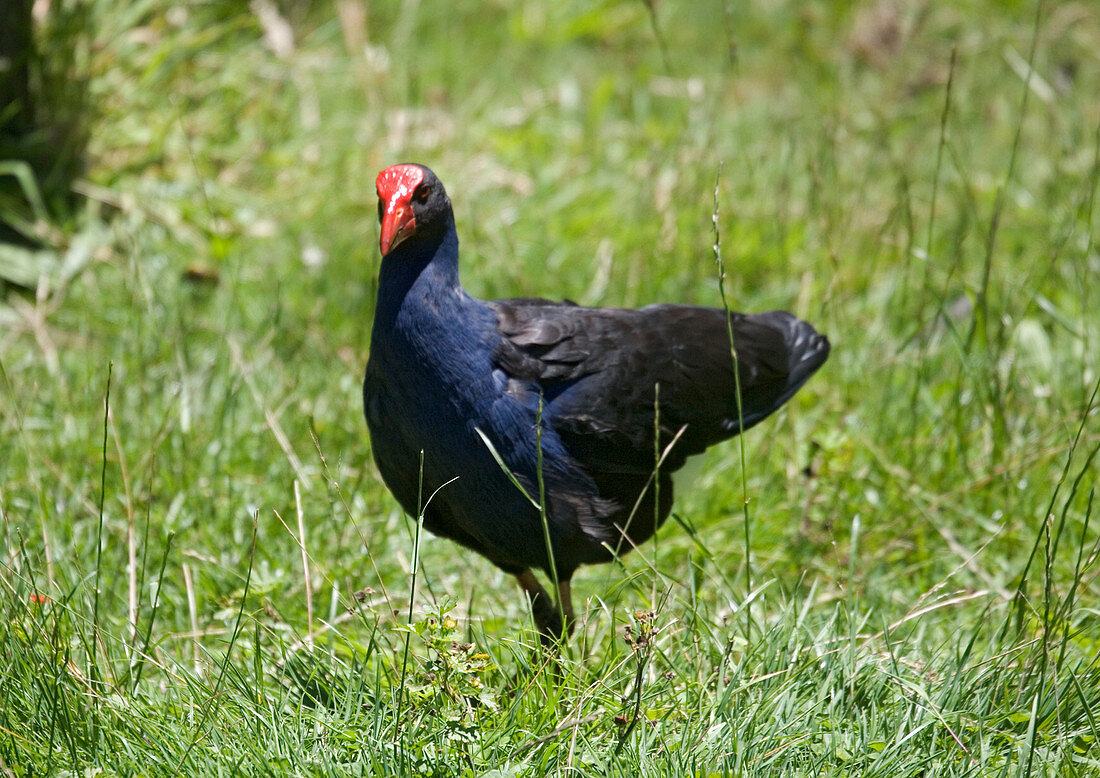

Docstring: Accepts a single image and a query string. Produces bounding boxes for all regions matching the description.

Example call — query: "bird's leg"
[556,579,575,637]
[515,569,569,646]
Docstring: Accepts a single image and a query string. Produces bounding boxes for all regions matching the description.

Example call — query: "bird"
[363,163,829,644]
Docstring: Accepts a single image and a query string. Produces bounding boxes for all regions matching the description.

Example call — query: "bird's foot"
[515,570,574,648]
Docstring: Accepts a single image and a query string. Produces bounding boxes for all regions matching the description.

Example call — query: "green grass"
[2,0,1099,775]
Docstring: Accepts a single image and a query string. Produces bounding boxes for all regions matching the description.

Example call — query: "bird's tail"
[766,310,831,399]
[727,310,830,433]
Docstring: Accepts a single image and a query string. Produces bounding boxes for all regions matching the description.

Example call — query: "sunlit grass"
[2,0,1099,774]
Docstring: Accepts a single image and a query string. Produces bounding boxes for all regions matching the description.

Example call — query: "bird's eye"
[414,185,431,204]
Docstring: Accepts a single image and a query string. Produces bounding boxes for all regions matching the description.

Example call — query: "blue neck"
[373,219,462,332]
[369,215,500,399]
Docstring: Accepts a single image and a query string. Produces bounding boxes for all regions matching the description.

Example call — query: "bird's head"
[375,163,452,256]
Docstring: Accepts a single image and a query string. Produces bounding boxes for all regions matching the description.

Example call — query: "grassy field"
[2,0,1099,774]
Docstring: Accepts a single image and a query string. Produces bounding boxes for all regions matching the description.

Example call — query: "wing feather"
[491,299,829,475]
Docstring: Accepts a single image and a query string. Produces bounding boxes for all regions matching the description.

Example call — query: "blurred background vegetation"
[1,1,1098,774]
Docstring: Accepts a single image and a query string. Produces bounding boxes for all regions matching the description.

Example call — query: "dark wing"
[490,299,830,476]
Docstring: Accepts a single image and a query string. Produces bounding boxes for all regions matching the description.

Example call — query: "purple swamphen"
[363,163,829,643]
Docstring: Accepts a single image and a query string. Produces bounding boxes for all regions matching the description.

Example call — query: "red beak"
[377,164,426,256]
[380,197,416,256]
